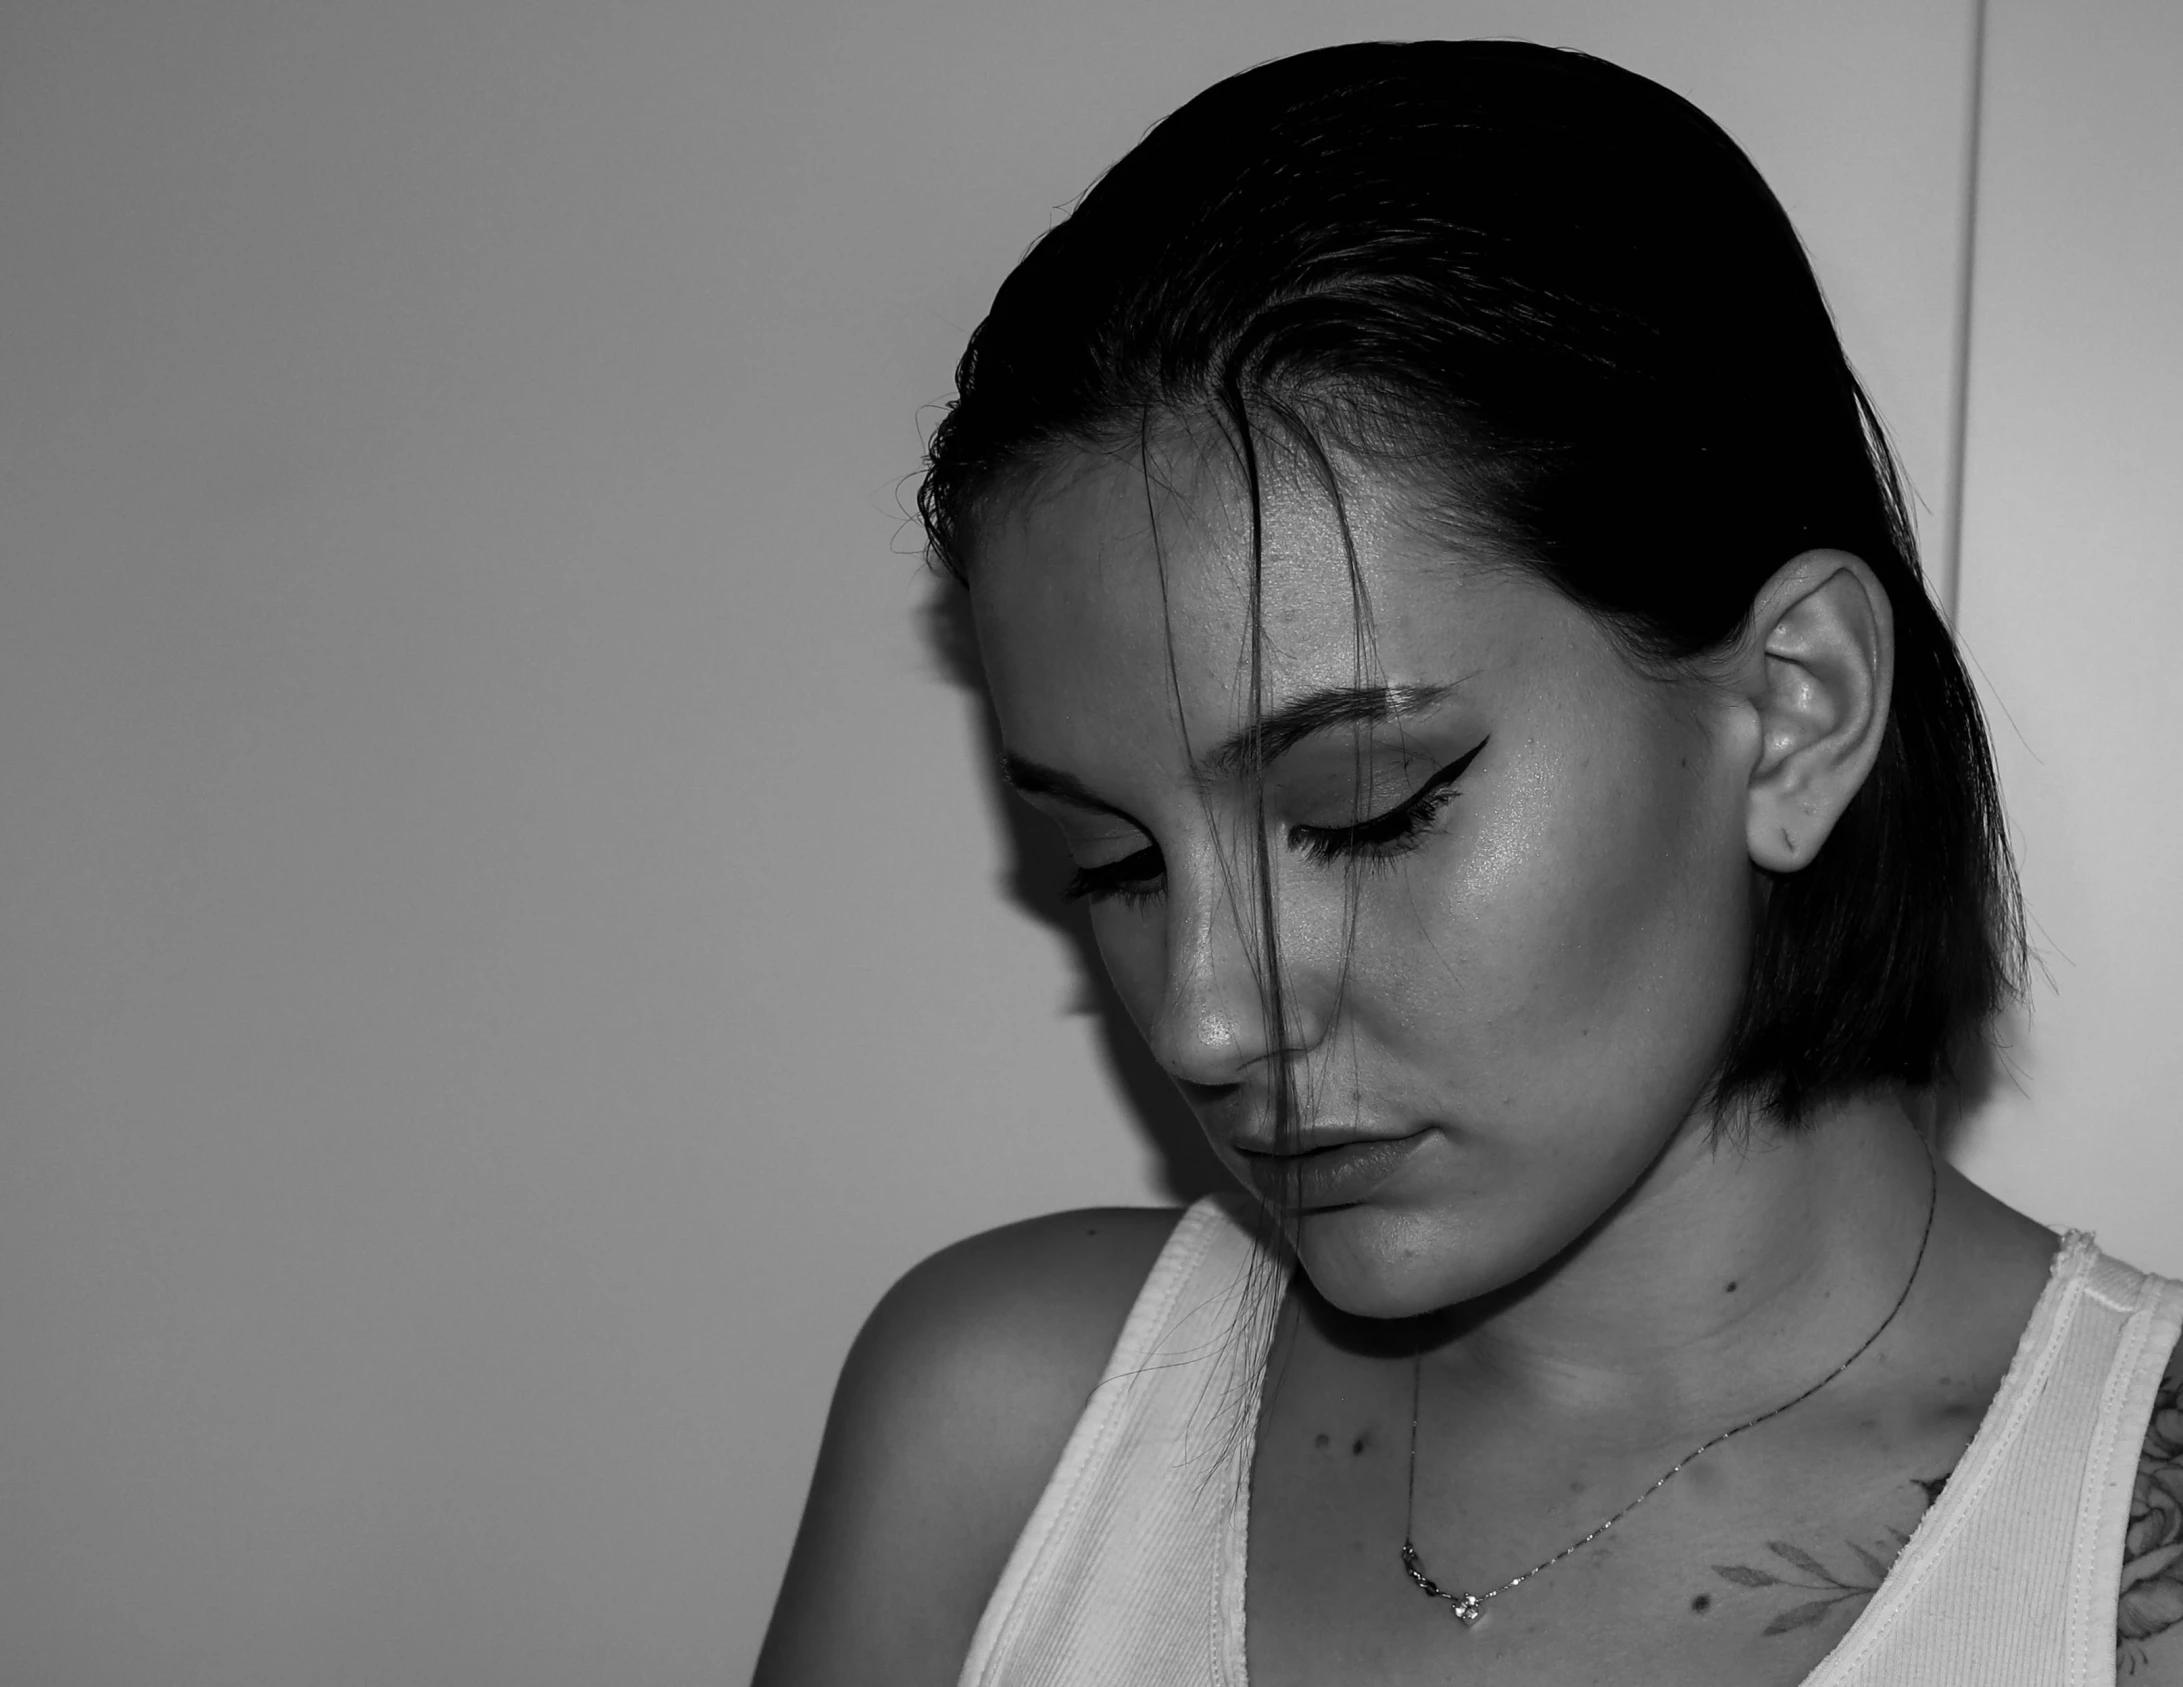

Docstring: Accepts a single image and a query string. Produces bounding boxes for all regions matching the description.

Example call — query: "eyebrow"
[998,680,1459,809]
[1203,681,1458,779]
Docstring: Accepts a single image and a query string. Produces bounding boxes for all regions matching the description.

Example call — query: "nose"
[1145,857,1329,1089]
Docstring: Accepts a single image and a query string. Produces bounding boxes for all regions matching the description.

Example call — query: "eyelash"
[1060,740,1487,907]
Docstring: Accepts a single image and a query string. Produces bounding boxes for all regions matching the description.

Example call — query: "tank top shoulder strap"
[957,1194,1276,1687]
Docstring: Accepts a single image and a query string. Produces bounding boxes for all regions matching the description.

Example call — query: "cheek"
[1086,906,1170,1037]
[1354,728,1751,1102]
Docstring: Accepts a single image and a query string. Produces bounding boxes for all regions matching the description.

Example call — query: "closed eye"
[1289,739,1487,865]
[1059,738,1486,905]
[1061,844,1163,906]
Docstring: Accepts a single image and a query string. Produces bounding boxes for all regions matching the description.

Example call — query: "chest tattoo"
[1707,1472,1950,1636]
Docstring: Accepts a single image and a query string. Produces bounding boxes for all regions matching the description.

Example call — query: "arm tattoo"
[2119,1358,2183,1677]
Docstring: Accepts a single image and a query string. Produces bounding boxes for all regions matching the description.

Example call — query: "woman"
[756,41,2183,1686]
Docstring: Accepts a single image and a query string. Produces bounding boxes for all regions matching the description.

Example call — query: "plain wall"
[0,4,2170,1684]
[1945,0,2183,1267]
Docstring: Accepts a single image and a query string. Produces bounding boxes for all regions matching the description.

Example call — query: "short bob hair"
[919,40,2023,1127]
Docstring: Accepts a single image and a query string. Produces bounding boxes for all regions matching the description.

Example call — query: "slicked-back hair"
[920,40,2023,1129]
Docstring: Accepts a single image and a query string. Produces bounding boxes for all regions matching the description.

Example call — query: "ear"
[1735,549,1894,873]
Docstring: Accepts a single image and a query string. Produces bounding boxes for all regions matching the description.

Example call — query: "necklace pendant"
[1450,1594,1483,1627]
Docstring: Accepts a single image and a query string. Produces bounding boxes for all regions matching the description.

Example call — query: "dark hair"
[919,40,2022,1127]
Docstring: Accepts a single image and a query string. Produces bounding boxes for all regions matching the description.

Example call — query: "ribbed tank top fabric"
[955,1196,2183,1687]
[955,1197,1266,1687]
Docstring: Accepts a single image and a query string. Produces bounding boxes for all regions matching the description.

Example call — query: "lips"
[1237,1129,1432,1210]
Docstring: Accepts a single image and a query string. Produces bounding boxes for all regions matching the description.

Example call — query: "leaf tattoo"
[1766,1542,1838,1583]
[1849,1541,1894,1584]
[1765,1599,1846,1636]
[1708,1469,1954,1637]
[1712,1526,1924,1637]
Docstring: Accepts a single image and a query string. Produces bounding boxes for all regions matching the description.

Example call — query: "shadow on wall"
[1932,995,2032,1165]
[922,574,1229,1204]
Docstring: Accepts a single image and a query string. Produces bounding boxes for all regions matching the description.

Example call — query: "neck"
[1419,1094,1938,1427]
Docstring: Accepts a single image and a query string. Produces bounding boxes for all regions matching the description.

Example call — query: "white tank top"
[958,1195,2183,1686]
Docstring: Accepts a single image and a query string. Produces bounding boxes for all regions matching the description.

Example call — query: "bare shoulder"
[2120,1330,2183,1681]
[752,1206,1187,1687]
[862,1204,1192,1390]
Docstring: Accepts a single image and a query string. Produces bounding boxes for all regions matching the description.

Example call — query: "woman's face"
[968,441,1765,1318]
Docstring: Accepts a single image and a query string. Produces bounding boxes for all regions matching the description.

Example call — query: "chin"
[1289,1202,1531,1322]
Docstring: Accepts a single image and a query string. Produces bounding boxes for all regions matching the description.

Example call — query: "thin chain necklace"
[1400,1142,1939,1630]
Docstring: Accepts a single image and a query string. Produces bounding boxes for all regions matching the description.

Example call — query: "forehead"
[976,439,1364,635]
[966,440,1554,765]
